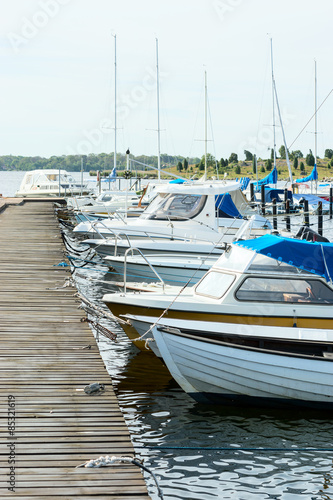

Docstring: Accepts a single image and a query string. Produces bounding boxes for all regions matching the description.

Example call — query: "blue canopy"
[255,166,278,190]
[234,234,333,282]
[295,165,318,183]
[215,193,242,219]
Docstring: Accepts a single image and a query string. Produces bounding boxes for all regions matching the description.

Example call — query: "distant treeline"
[0,153,201,172]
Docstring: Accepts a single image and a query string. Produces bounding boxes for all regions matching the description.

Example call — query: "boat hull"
[153,326,333,408]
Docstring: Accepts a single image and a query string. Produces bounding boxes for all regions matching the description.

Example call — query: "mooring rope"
[76,455,164,499]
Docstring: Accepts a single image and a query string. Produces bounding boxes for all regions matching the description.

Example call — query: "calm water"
[2,170,333,500]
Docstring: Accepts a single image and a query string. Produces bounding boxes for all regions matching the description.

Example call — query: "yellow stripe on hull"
[108,303,333,351]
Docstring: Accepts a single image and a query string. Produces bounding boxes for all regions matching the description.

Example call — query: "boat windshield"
[140,193,207,221]
[195,271,235,299]
[236,277,333,304]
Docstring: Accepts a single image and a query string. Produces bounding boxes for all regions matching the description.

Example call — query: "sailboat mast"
[204,70,207,180]
[270,38,277,173]
[156,38,161,181]
[314,59,317,169]
[270,39,293,185]
[113,34,117,172]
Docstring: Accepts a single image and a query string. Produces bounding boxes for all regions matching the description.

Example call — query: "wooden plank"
[0,202,150,499]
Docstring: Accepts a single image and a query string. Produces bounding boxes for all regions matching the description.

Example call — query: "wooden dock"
[0,201,151,499]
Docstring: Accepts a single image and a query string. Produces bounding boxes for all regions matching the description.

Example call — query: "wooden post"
[285,199,291,232]
[272,198,277,231]
[261,184,265,216]
[318,201,323,236]
[250,183,255,203]
[304,199,310,227]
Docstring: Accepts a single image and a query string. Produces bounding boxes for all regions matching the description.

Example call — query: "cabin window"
[101,194,113,202]
[141,193,207,221]
[235,277,333,304]
[195,271,235,299]
[46,174,58,181]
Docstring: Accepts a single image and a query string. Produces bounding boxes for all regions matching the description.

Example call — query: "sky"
[1,0,333,162]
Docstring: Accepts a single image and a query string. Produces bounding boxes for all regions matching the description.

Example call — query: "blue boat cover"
[256,187,293,203]
[254,167,278,190]
[293,193,330,208]
[102,166,117,182]
[215,193,242,219]
[295,165,318,183]
[235,177,250,190]
[169,178,185,184]
[234,234,333,282]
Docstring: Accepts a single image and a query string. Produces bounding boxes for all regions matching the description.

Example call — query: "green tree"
[279,145,286,159]
[271,148,275,161]
[183,158,188,171]
[177,161,183,172]
[235,165,241,175]
[265,159,272,171]
[260,165,266,173]
[244,150,253,161]
[306,150,315,167]
[228,152,238,164]
[292,150,303,159]
[219,158,225,170]
[293,157,298,170]
[300,162,305,172]
[325,149,333,159]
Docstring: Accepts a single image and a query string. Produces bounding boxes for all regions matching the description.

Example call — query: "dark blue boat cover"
[256,187,293,203]
[234,234,333,282]
[215,193,242,219]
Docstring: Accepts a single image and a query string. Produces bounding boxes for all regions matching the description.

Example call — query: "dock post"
[260,184,265,216]
[330,186,333,220]
[304,199,310,227]
[318,201,323,236]
[272,198,277,231]
[250,183,255,204]
[285,199,291,232]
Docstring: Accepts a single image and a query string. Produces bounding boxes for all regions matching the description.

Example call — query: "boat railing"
[90,220,121,241]
[123,247,166,294]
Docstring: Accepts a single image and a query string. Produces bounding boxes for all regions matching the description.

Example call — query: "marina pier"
[0,199,150,499]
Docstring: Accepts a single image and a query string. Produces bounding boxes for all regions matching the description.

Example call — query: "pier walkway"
[0,200,150,499]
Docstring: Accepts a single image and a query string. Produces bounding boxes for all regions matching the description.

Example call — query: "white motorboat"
[111,235,333,408]
[15,169,90,197]
[104,252,217,286]
[151,320,333,408]
[73,181,269,245]
[103,234,333,356]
